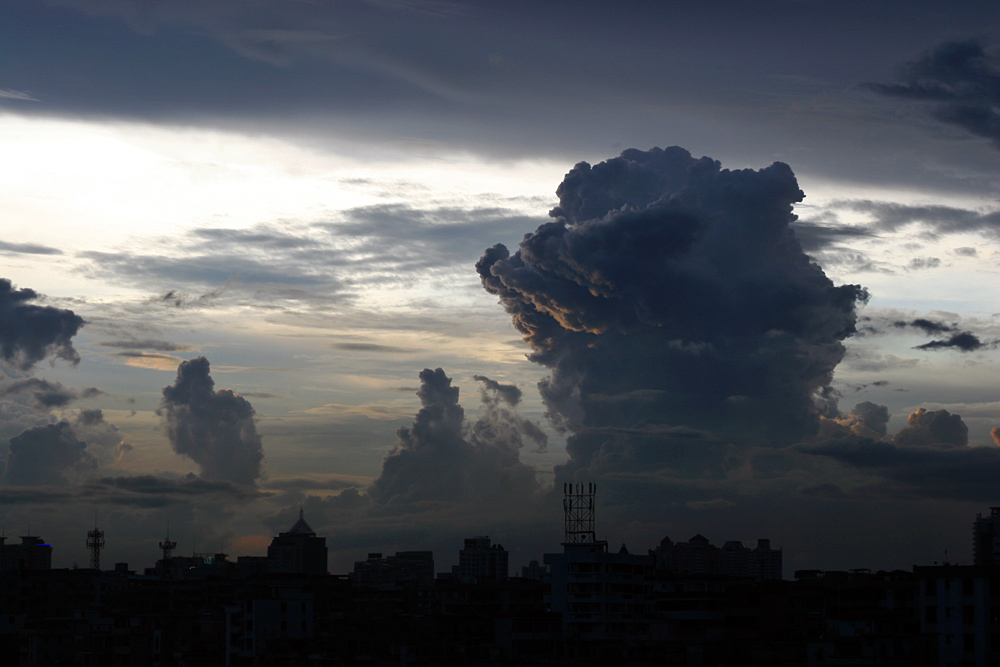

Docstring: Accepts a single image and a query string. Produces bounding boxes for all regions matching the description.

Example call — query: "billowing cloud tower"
[478,147,867,478]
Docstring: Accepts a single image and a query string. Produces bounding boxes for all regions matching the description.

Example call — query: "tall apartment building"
[458,536,509,582]
[353,550,435,589]
[0,535,53,571]
[654,535,782,580]
[544,541,655,640]
[973,507,1000,565]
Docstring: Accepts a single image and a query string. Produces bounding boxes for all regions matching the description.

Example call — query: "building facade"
[266,509,327,575]
[544,541,655,641]
[973,507,1000,566]
[458,536,509,582]
[0,536,52,572]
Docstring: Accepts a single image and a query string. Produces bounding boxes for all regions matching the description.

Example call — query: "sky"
[1,0,1000,575]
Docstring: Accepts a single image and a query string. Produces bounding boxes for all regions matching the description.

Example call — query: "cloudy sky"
[2,0,1000,574]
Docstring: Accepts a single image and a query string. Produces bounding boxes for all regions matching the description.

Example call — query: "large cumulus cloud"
[0,279,84,370]
[478,147,867,478]
[158,357,264,485]
[808,404,1000,502]
[1,410,130,486]
[368,368,541,506]
[5,422,94,485]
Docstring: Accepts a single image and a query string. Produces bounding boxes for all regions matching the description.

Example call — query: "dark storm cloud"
[832,200,1000,237]
[478,147,867,479]
[0,378,102,410]
[893,407,968,447]
[471,374,547,454]
[263,478,361,492]
[0,473,264,506]
[4,422,95,485]
[829,401,891,438]
[788,221,873,253]
[805,406,1000,502]
[893,318,957,335]
[0,278,84,370]
[71,409,130,465]
[0,241,63,255]
[6,0,1000,201]
[471,374,522,406]
[869,40,1000,148]
[90,474,265,500]
[100,339,195,352]
[0,378,79,409]
[915,331,986,352]
[811,439,1000,502]
[158,357,264,485]
[367,368,540,506]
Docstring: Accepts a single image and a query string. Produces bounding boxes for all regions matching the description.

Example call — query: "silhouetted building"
[915,564,999,667]
[267,509,327,575]
[226,590,314,666]
[750,538,782,580]
[545,541,655,640]
[0,536,52,571]
[973,507,1000,565]
[521,559,547,581]
[353,550,435,589]
[720,540,749,577]
[654,534,782,580]
[673,534,719,575]
[458,536,508,582]
[236,555,269,574]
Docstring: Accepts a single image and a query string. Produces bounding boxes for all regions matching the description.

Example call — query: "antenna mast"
[159,522,177,562]
[86,518,105,570]
[563,482,596,543]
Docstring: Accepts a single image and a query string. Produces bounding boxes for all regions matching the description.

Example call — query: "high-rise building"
[545,483,654,639]
[267,509,327,575]
[750,538,782,580]
[352,551,435,589]
[458,536,508,582]
[0,535,53,571]
[653,535,782,580]
[545,541,655,640]
[973,507,1000,565]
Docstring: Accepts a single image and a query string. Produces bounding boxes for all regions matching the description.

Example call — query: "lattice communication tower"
[563,482,596,543]
[86,524,105,570]
[159,533,177,561]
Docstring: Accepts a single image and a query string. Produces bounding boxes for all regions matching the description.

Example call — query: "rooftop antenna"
[562,482,596,544]
[86,513,105,571]
[159,519,177,562]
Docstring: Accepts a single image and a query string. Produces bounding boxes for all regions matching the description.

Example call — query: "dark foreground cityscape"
[3,487,1000,666]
